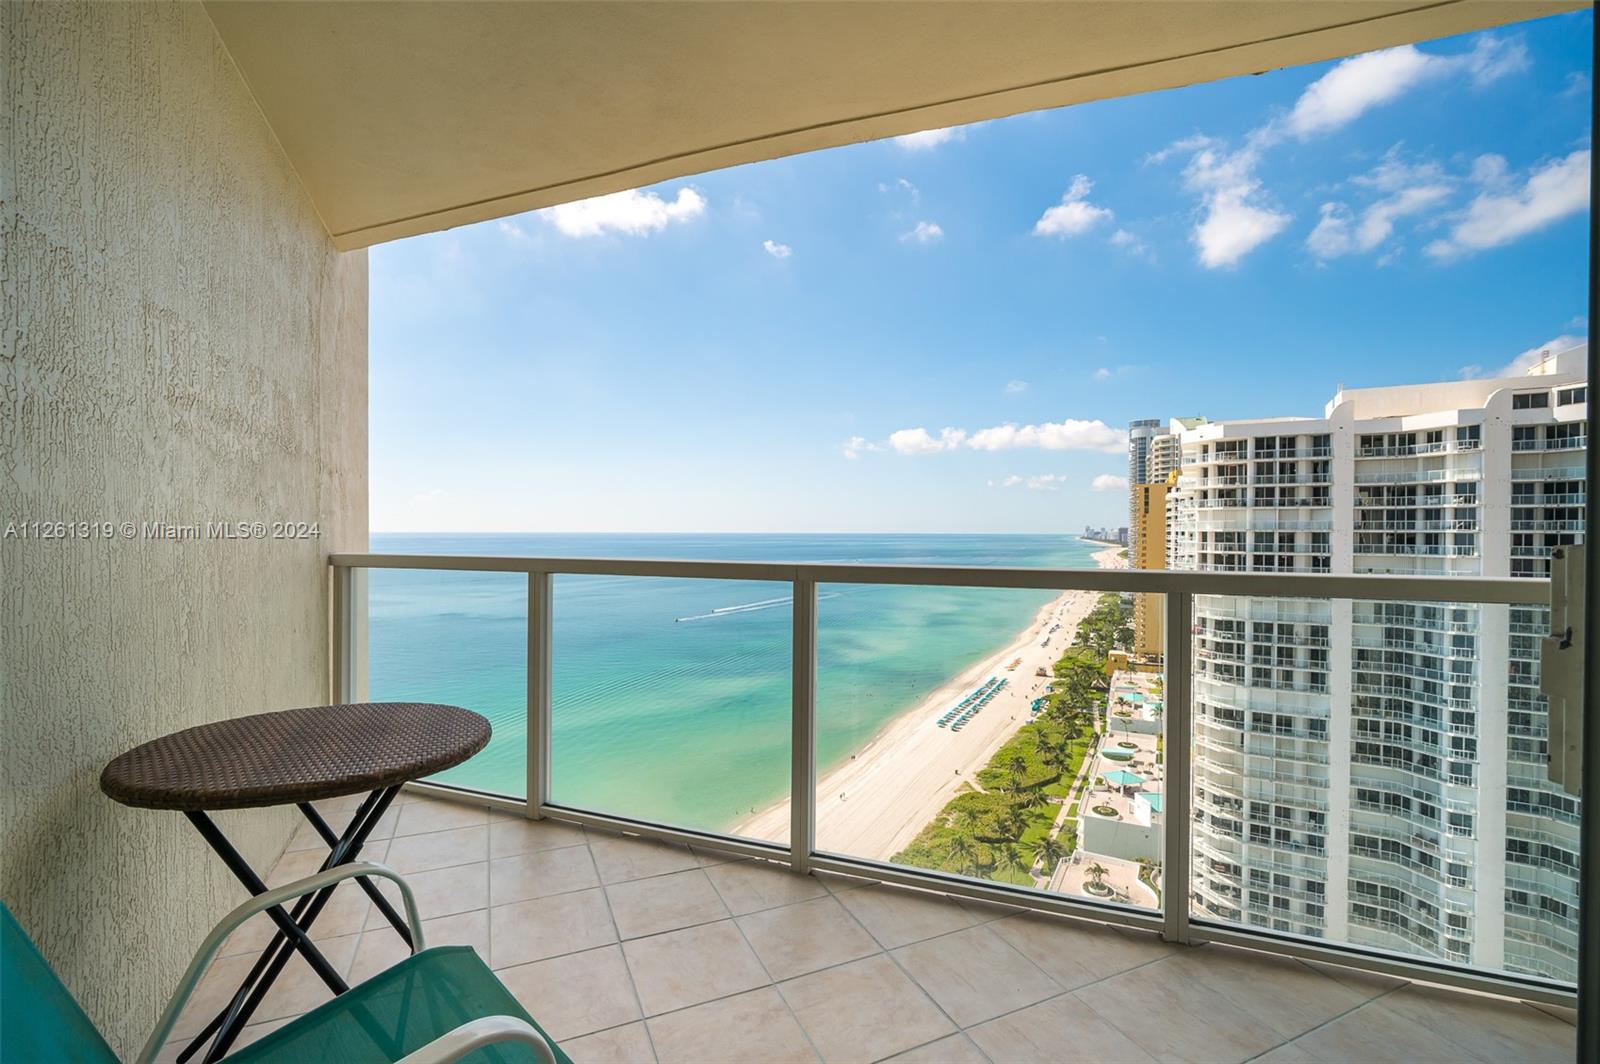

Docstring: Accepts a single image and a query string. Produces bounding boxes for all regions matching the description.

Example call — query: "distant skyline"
[370,10,1591,534]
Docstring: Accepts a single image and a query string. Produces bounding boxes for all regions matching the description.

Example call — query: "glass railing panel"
[1188,592,1577,987]
[815,580,1162,914]
[549,575,791,845]
[367,567,528,798]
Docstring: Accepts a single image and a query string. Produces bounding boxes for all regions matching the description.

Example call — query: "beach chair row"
[936,676,1008,730]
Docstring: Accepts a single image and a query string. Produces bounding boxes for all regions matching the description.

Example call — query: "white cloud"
[1194,191,1291,268]
[858,417,1127,459]
[1284,46,1443,139]
[887,427,968,455]
[763,239,793,259]
[841,436,882,460]
[894,127,965,150]
[966,419,1126,454]
[1155,35,1527,269]
[1284,37,1524,140]
[1562,71,1591,98]
[1160,137,1289,268]
[1426,150,1590,260]
[1352,150,1450,194]
[879,177,920,201]
[901,221,945,244]
[1307,182,1450,259]
[1462,35,1530,87]
[1092,367,1113,381]
[541,187,706,237]
[1470,153,1511,188]
[1499,334,1586,377]
[499,220,529,242]
[1005,379,1029,394]
[1460,334,1587,380]
[1109,228,1150,257]
[1033,175,1114,238]
[1091,474,1129,492]
[992,474,1069,492]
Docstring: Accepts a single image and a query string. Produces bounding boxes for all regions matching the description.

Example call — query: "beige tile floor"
[160,791,1578,1064]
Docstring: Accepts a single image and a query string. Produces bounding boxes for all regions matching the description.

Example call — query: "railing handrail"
[329,546,1577,1004]
[327,553,1547,605]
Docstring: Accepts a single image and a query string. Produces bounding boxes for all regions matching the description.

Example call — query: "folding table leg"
[296,801,412,946]
[178,785,402,1064]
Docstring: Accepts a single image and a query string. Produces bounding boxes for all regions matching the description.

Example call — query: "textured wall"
[1,2,366,1055]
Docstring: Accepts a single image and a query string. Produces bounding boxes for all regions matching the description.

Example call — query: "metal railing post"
[1162,589,1193,945]
[791,576,817,874]
[527,571,553,820]
[332,565,369,704]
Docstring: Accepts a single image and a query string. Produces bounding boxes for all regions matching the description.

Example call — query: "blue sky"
[370,10,1592,534]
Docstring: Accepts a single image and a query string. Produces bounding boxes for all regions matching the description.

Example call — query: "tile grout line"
[705,876,830,1062]
[1236,982,1410,1064]
[721,927,821,1056]
[880,1030,994,1064]
[592,841,663,1063]
[1070,948,1230,1049]
[824,887,981,1047]
[940,940,1182,1040]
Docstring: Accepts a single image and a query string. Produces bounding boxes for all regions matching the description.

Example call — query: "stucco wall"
[1,2,366,1055]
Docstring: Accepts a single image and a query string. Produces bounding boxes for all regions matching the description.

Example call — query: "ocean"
[368,532,1100,838]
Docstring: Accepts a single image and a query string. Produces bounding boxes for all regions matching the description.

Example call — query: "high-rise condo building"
[1127,419,1166,557]
[1132,476,1173,657]
[1130,422,1202,658]
[1167,344,1585,981]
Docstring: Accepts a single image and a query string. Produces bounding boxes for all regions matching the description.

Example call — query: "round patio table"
[101,702,490,1064]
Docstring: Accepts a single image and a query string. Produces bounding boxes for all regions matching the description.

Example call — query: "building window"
[1557,386,1586,405]
[1512,392,1550,409]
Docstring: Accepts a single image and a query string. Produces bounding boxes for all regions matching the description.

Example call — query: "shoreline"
[736,544,1126,858]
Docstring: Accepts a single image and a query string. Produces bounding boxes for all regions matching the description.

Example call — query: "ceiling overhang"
[202,1,1583,250]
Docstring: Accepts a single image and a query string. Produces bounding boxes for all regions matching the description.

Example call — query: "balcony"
[1511,466,1587,481]
[1356,442,1452,458]
[1354,468,1481,485]
[1513,436,1587,451]
[13,3,1589,1063]
[1353,543,1480,558]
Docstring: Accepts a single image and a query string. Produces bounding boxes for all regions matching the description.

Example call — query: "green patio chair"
[3,863,572,1064]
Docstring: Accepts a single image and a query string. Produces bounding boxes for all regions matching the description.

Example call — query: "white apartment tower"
[1169,344,1585,982]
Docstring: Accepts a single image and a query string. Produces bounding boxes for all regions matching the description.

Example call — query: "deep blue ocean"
[368,533,1098,839]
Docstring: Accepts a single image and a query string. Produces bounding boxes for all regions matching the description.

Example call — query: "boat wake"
[676,592,837,622]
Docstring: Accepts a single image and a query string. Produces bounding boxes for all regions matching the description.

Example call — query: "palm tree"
[1036,742,1065,780]
[995,844,1030,881]
[1086,862,1110,890]
[999,802,1027,840]
[947,834,978,877]
[1007,754,1030,793]
[1033,834,1065,872]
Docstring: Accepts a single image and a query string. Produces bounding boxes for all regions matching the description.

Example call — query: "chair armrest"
[135,861,423,1064]
[395,1016,557,1064]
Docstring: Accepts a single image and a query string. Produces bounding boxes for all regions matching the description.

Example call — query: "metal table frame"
[176,785,413,1063]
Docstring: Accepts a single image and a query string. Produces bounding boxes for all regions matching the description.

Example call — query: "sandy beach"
[738,544,1127,858]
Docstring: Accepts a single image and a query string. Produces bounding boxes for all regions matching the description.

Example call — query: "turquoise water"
[368,533,1098,838]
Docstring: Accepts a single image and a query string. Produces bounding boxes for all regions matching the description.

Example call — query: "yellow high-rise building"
[1131,472,1174,658]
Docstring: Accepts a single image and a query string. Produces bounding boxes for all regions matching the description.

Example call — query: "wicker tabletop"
[100,702,491,811]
